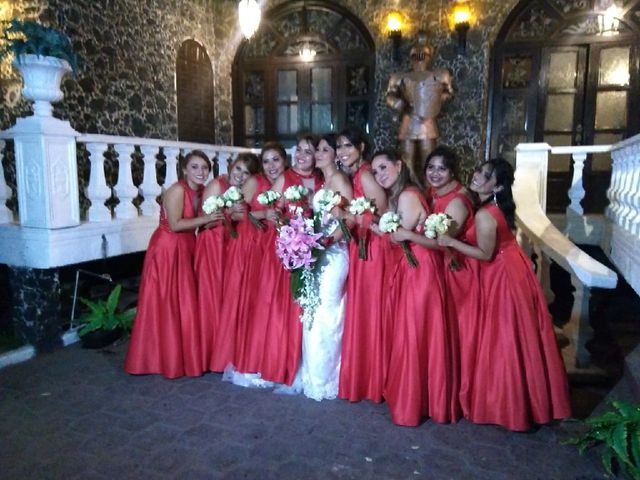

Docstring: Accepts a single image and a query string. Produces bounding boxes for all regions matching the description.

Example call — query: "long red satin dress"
[194,175,230,371]
[339,163,388,403]
[125,180,203,379]
[462,203,571,431]
[237,169,322,385]
[383,187,452,426]
[431,183,475,420]
[211,175,269,372]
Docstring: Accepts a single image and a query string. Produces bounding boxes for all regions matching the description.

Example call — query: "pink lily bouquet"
[378,211,418,268]
[275,211,325,328]
[424,212,460,270]
[313,189,352,242]
[347,196,376,260]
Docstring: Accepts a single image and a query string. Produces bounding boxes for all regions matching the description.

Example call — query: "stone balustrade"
[0,131,257,269]
[603,133,640,297]
[514,143,618,373]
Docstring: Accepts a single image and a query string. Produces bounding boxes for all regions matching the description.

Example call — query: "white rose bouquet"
[378,211,418,268]
[424,212,460,270]
[347,196,376,260]
[202,193,238,238]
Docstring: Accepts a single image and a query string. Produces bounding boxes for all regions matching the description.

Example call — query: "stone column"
[8,266,62,353]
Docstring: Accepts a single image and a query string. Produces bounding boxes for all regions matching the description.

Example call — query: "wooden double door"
[489,1,640,213]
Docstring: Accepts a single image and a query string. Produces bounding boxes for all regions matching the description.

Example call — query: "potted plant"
[0,19,79,116]
[76,284,136,349]
[564,400,640,479]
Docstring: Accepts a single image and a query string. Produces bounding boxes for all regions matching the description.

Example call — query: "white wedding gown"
[290,197,349,401]
[225,195,348,399]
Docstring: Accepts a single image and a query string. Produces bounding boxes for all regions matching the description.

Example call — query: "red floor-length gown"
[339,163,388,403]
[237,169,321,385]
[210,174,269,372]
[462,203,571,431]
[125,180,204,379]
[383,187,452,426]
[194,175,230,371]
[431,183,476,420]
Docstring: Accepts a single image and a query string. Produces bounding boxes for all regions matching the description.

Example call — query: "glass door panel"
[277,70,299,135]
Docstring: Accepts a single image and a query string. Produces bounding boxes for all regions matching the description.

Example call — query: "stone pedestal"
[8,266,62,353]
[6,116,80,228]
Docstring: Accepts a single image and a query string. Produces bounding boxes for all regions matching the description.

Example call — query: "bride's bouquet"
[276,211,325,329]
[348,196,376,260]
[424,212,460,270]
[314,189,352,242]
[378,211,418,268]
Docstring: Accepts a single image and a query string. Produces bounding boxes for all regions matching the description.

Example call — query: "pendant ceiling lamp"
[238,0,261,39]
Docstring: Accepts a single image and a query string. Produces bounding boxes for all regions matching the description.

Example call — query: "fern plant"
[1,19,79,72]
[77,284,135,337]
[564,400,640,479]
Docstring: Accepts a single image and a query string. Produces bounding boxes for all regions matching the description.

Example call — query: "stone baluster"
[606,149,622,224]
[0,140,13,223]
[85,142,113,222]
[563,275,593,369]
[618,147,634,231]
[139,145,162,217]
[163,147,180,190]
[627,146,640,235]
[201,148,218,179]
[113,143,139,219]
[217,151,232,177]
[564,152,586,236]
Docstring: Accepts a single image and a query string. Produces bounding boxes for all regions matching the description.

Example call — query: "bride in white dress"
[293,134,353,401]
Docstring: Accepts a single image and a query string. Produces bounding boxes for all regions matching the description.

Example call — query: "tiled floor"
[1,341,605,480]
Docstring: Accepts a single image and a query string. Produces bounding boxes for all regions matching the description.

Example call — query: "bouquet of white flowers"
[222,186,243,207]
[314,189,352,242]
[378,211,418,268]
[202,195,225,214]
[347,196,376,260]
[257,190,282,206]
[283,185,309,202]
[424,212,452,239]
[424,212,460,270]
[202,193,238,238]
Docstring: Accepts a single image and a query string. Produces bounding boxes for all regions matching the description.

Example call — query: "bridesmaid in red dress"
[236,138,320,386]
[425,146,475,420]
[195,153,260,371]
[372,149,452,426]
[438,159,571,431]
[335,127,388,403]
[125,150,217,379]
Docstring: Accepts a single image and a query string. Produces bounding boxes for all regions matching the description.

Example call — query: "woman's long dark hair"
[478,158,516,230]
[338,125,371,162]
[372,148,413,211]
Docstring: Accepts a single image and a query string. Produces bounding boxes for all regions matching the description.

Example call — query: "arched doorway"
[176,39,215,144]
[488,0,640,212]
[232,0,375,148]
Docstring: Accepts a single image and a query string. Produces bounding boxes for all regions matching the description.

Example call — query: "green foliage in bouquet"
[564,400,640,479]
[1,19,79,72]
[77,284,135,337]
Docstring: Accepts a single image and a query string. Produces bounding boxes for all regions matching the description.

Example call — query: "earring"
[492,190,497,203]
[336,160,343,171]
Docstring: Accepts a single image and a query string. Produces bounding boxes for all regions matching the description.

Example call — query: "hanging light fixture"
[597,2,623,36]
[450,0,473,55]
[299,43,317,62]
[238,0,261,39]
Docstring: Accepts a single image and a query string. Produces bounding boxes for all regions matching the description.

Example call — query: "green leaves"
[76,284,136,337]
[1,19,79,72]
[564,400,640,479]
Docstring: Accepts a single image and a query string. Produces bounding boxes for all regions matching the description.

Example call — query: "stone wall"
[2,0,522,171]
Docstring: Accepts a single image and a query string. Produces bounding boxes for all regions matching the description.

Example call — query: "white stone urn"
[12,54,72,117]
